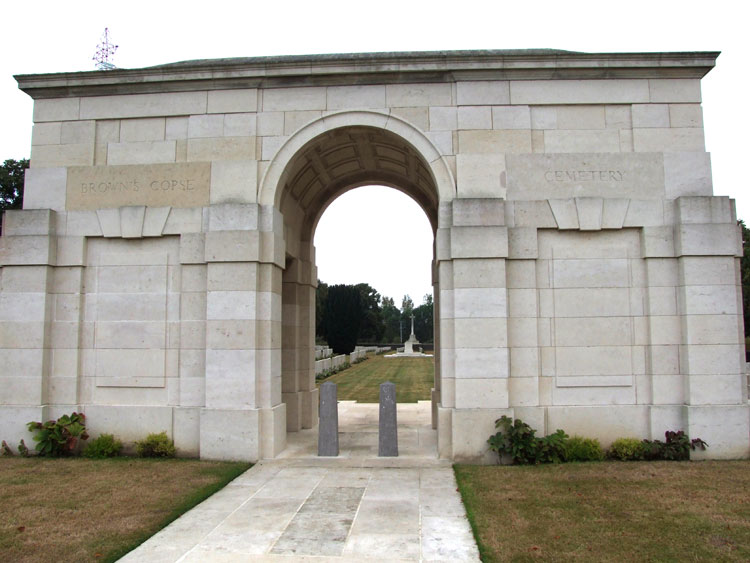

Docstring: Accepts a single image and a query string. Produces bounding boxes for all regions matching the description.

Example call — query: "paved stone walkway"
[120,402,480,562]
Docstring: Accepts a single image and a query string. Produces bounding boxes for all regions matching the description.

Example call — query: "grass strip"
[453,463,493,563]
[454,460,750,562]
[0,457,250,563]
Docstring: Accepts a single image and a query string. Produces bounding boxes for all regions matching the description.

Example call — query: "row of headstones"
[314,354,348,375]
[349,349,367,363]
[356,346,392,354]
[314,346,333,360]
[318,381,398,457]
[314,346,393,375]
[316,345,393,361]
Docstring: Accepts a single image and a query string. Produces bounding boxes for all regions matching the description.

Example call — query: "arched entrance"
[259,112,455,451]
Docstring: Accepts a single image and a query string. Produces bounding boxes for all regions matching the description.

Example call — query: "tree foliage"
[401,295,414,317]
[399,294,416,343]
[324,284,363,354]
[740,220,750,340]
[316,282,433,346]
[381,296,401,343]
[397,293,433,343]
[315,280,329,341]
[412,293,434,343]
[355,283,384,343]
[0,158,29,232]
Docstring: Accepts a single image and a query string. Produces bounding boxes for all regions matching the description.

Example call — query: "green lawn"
[0,457,250,563]
[455,460,750,562]
[319,353,434,402]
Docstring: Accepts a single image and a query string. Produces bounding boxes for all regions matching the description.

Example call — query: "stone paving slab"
[119,402,480,562]
[120,463,480,562]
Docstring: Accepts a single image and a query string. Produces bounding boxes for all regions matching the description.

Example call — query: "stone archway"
[260,113,454,448]
[7,50,745,463]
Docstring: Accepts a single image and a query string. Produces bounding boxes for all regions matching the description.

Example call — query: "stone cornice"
[15,50,720,99]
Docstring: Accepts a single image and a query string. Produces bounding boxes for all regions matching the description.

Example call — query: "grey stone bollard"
[318,381,339,456]
[378,381,398,456]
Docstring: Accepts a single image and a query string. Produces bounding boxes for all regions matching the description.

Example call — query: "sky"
[0,0,746,305]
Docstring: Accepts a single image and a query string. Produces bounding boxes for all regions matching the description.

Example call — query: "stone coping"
[16,50,719,99]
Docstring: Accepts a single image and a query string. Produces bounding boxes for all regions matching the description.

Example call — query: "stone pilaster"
[281,246,318,433]
[199,203,286,461]
[0,210,58,443]
[438,198,513,462]
[674,196,750,458]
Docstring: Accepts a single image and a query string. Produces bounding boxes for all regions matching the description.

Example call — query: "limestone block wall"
[436,193,747,462]
[2,50,747,462]
[22,78,710,210]
[0,201,287,460]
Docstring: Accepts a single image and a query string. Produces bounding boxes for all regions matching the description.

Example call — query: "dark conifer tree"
[324,284,363,354]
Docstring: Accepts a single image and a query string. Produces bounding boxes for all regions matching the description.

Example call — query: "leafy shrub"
[564,436,604,462]
[17,440,29,457]
[488,416,536,464]
[487,415,568,465]
[135,432,176,458]
[1,440,13,456]
[83,433,123,458]
[537,430,569,464]
[608,438,645,461]
[642,431,708,461]
[26,412,89,456]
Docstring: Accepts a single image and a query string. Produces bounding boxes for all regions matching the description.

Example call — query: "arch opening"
[278,125,441,243]
[314,185,434,313]
[272,122,445,451]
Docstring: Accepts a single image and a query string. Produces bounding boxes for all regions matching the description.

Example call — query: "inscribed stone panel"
[66,163,210,210]
[505,153,664,200]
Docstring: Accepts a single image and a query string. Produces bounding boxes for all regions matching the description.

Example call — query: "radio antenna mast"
[93,28,118,70]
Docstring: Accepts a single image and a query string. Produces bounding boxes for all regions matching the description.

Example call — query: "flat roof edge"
[15,50,720,99]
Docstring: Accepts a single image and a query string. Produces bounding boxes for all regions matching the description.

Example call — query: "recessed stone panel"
[552,288,631,318]
[66,163,210,210]
[506,153,664,200]
[555,346,632,377]
[555,317,632,347]
[552,258,630,288]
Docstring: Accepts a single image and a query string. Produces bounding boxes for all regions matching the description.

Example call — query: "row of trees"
[316,281,434,354]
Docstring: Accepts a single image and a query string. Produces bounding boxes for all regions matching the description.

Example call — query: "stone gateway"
[1,50,748,461]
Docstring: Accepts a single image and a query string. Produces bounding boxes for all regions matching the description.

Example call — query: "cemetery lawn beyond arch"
[319,354,433,403]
